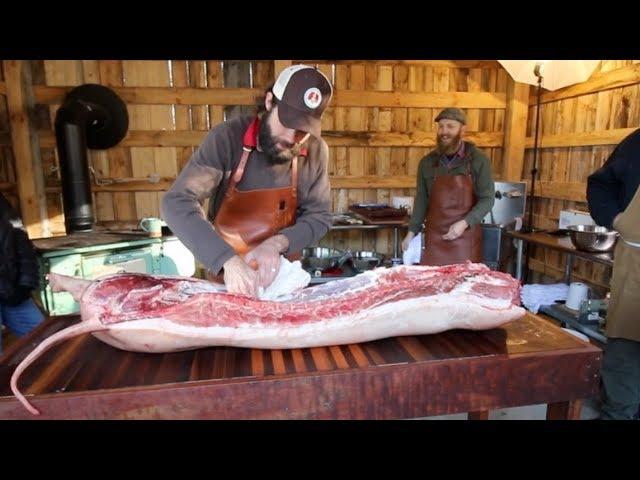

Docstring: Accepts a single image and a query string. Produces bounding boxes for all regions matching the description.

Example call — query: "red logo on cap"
[304,87,322,109]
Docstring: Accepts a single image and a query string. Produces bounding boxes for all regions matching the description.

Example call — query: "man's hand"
[402,231,416,251]
[223,255,259,297]
[244,234,290,288]
[442,219,469,241]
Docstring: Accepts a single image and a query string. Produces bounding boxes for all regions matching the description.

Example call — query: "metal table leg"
[393,227,399,259]
[564,254,574,284]
[515,238,524,281]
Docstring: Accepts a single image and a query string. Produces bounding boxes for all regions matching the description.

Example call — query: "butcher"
[401,108,496,266]
[161,65,334,298]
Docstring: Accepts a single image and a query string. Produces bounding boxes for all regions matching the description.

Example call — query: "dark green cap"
[435,107,467,125]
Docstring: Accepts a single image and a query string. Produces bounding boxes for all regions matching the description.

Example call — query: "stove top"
[32,231,155,252]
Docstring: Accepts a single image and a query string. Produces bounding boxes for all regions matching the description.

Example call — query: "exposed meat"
[11,263,524,415]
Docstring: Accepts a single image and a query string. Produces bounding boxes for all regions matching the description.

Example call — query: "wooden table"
[0,312,601,420]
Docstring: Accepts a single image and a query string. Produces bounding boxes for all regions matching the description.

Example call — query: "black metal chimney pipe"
[55,100,105,232]
[54,84,128,234]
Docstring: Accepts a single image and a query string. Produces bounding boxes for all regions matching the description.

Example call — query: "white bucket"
[566,282,590,310]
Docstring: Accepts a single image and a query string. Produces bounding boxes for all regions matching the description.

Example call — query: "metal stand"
[393,227,400,259]
[515,238,524,281]
[564,255,574,284]
[522,65,544,282]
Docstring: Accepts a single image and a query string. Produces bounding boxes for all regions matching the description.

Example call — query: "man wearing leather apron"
[162,65,333,297]
[401,108,495,266]
[587,127,640,420]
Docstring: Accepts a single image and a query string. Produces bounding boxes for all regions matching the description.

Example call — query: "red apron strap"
[225,118,260,198]
[291,156,298,199]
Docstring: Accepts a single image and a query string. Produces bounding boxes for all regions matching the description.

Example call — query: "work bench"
[0,312,600,420]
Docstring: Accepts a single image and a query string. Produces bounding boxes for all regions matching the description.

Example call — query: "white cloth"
[257,256,311,301]
[402,233,422,266]
[520,283,570,314]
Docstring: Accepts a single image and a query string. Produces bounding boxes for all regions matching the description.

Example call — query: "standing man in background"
[402,107,495,266]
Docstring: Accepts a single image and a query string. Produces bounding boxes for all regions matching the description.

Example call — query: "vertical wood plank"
[4,60,49,238]
[100,60,136,221]
[502,79,530,181]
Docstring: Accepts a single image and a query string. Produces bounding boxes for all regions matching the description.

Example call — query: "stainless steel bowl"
[301,247,344,270]
[567,225,618,252]
[350,250,384,272]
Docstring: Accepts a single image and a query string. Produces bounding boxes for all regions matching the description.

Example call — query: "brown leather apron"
[208,117,303,281]
[420,156,482,266]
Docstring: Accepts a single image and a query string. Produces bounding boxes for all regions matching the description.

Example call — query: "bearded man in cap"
[162,65,333,297]
[401,107,495,266]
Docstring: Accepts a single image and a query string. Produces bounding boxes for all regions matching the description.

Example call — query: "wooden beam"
[37,129,504,148]
[46,180,173,193]
[34,86,261,106]
[531,63,640,105]
[0,182,17,192]
[0,81,6,95]
[322,130,503,148]
[274,61,293,78]
[525,180,587,202]
[501,79,530,181]
[3,60,49,238]
[42,178,585,207]
[33,86,506,109]
[45,175,419,193]
[302,60,501,69]
[333,90,506,108]
[39,130,207,148]
[330,175,415,189]
[525,127,638,148]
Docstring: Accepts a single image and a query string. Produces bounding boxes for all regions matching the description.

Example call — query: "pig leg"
[47,273,93,302]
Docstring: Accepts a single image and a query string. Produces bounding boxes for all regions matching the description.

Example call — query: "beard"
[436,132,463,155]
[258,109,305,164]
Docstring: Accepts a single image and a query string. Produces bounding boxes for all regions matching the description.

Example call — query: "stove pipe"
[54,84,128,234]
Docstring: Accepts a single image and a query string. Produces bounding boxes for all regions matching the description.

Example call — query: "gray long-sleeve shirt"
[161,115,332,274]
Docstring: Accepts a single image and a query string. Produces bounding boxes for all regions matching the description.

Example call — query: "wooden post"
[3,60,49,238]
[546,399,583,420]
[274,60,293,79]
[501,78,530,182]
[468,410,490,420]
